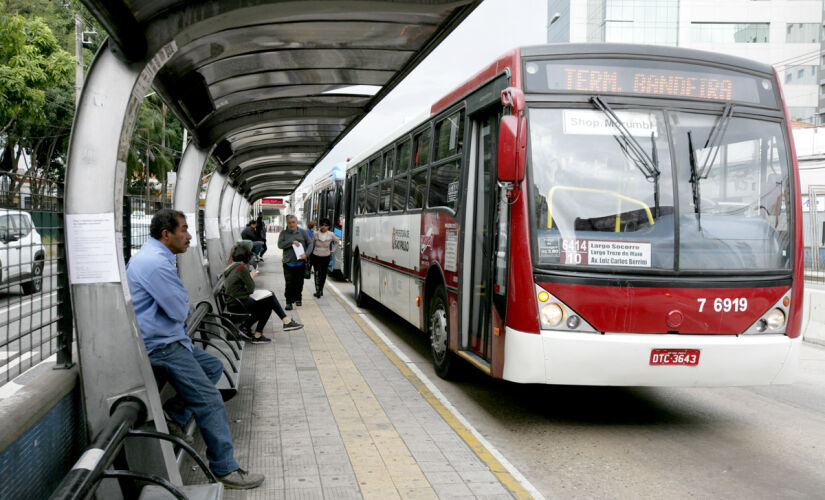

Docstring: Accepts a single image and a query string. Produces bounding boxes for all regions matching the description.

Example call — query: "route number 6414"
[697,297,748,313]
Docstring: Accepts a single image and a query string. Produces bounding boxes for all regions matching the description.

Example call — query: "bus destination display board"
[524,58,776,106]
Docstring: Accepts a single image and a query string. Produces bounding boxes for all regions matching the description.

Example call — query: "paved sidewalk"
[180,240,533,499]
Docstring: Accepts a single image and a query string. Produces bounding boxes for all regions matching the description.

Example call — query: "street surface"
[328,278,825,499]
[0,260,60,382]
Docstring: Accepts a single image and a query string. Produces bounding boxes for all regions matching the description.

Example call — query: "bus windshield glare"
[530,106,792,272]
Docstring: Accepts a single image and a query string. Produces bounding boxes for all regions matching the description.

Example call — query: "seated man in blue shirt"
[126,209,264,490]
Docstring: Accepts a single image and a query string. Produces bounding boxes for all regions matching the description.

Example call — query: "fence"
[0,172,73,385]
[122,195,171,265]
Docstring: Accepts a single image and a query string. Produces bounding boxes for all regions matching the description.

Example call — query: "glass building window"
[786,23,819,43]
[691,23,769,43]
[784,65,818,85]
[588,0,679,46]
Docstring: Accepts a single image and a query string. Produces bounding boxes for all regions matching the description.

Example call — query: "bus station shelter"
[63,0,481,493]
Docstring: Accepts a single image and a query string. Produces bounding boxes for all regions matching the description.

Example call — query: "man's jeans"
[251,240,263,256]
[149,343,239,476]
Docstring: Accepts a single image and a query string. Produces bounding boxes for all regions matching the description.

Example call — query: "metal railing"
[49,397,217,499]
[0,172,73,384]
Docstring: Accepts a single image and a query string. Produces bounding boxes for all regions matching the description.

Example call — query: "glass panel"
[383,149,395,178]
[365,184,379,213]
[670,113,791,270]
[428,160,462,211]
[396,140,411,174]
[435,110,465,160]
[786,23,819,43]
[409,168,428,210]
[368,157,382,184]
[414,128,432,168]
[380,181,392,212]
[691,23,769,43]
[392,175,409,211]
[529,107,675,270]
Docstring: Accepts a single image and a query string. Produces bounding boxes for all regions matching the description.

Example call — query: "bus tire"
[353,256,368,307]
[429,286,455,379]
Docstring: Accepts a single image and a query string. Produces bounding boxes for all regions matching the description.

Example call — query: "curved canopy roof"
[81,0,481,199]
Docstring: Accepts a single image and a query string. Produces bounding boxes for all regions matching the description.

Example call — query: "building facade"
[547,0,823,123]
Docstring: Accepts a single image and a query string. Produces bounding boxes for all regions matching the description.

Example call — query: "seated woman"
[223,245,303,343]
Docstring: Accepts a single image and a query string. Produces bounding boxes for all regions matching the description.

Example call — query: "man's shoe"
[251,334,271,344]
[283,320,303,331]
[218,468,265,490]
[166,419,193,445]
[284,303,293,310]
[295,300,302,306]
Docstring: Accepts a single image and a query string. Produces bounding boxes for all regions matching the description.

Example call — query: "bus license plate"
[650,349,700,366]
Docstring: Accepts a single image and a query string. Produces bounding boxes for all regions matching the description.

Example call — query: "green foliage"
[0,9,74,207]
[127,94,185,196]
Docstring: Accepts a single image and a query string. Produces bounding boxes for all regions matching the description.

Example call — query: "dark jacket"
[223,262,254,302]
[241,225,262,242]
[277,227,311,265]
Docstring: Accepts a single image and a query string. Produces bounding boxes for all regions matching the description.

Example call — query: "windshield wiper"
[590,96,661,217]
[698,103,734,179]
[687,131,702,230]
[687,103,734,232]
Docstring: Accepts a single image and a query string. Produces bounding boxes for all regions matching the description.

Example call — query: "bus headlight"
[540,303,564,327]
[765,308,785,330]
[534,285,597,332]
[743,291,791,334]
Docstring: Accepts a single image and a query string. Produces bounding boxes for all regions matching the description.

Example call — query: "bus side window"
[396,140,411,175]
[429,160,461,212]
[434,110,464,161]
[369,156,382,184]
[414,128,432,168]
[383,149,395,178]
[357,164,367,215]
[392,175,409,211]
[409,168,428,210]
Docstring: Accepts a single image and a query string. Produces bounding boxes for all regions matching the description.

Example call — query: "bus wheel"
[353,257,368,307]
[429,286,454,379]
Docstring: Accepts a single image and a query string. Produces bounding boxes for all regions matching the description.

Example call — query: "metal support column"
[219,184,237,259]
[64,45,181,487]
[204,172,228,285]
[174,143,215,308]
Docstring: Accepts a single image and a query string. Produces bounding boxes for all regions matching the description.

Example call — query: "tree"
[127,94,183,199]
[0,11,73,207]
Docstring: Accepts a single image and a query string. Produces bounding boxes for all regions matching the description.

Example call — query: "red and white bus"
[343,44,802,386]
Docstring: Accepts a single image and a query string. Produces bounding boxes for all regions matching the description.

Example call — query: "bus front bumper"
[502,328,801,386]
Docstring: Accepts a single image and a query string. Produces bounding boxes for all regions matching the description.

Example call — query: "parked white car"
[0,210,46,294]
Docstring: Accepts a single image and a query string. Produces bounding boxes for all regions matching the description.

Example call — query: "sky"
[298,0,548,192]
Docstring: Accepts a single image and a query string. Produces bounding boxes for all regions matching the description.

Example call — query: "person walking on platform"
[223,244,302,342]
[241,219,264,259]
[309,217,340,298]
[306,220,316,239]
[126,209,264,490]
[278,214,311,310]
[255,214,267,258]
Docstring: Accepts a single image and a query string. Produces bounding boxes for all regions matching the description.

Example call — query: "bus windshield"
[530,106,792,272]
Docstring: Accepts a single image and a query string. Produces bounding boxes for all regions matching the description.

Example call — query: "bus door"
[463,110,499,360]
[343,173,357,279]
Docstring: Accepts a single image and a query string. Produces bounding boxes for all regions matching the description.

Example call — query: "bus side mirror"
[498,115,519,182]
[498,115,526,183]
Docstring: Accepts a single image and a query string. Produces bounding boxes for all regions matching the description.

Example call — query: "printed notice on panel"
[444,230,458,272]
[561,238,651,268]
[66,213,120,283]
[184,212,197,247]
